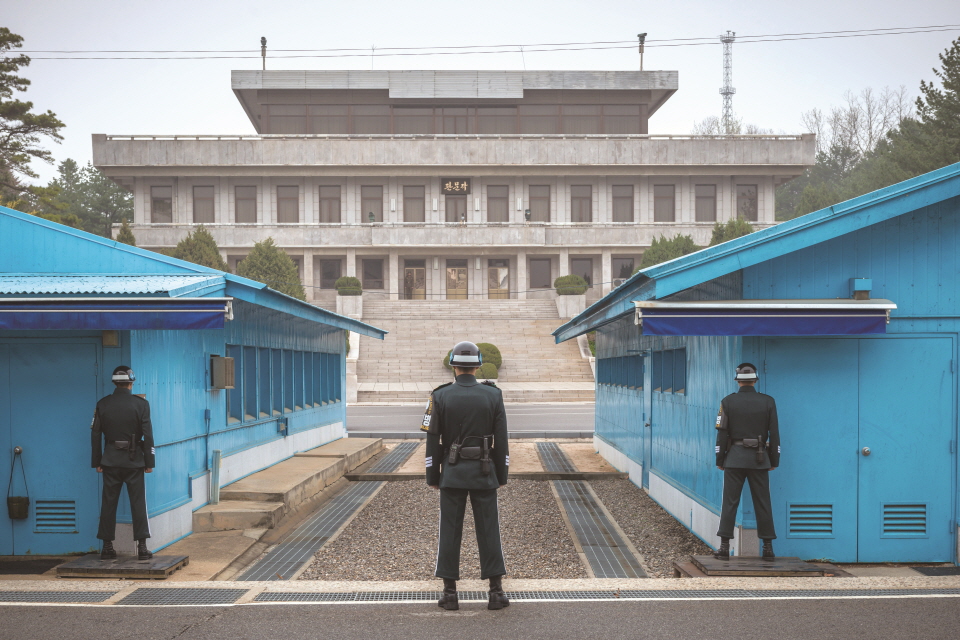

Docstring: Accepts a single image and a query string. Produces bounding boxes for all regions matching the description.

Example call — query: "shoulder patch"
[481,380,498,388]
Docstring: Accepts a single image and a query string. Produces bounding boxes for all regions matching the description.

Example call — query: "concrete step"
[293,437,383,470]
[192,500,286,533]
[219,456,347,506]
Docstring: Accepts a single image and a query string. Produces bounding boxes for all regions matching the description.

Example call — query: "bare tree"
[692,115,772,135]
[801,86,912,156]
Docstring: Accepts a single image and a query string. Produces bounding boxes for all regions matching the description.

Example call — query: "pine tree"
[235,237,306,300]
[639,234,701,269]
[115,221,136,246]
[708,218,755,247]
[169,226,229,271]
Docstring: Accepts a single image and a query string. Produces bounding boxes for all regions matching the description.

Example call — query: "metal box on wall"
[210,355,235,389]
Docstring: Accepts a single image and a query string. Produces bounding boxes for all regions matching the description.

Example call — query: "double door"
[403,267,426,300]
[764,336,955,562]
[488,260,509,299]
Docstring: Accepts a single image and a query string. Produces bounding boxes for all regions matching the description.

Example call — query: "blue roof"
[0,205,386,340]
[554,161,960,343]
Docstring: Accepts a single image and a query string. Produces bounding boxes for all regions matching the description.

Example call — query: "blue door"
[0,341,102,555]
[764,336,955,562]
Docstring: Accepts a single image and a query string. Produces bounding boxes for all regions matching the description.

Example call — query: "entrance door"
[446,260,468,300]
[403,266,426,300]
[0,341,102,555]
[764,337,955,562]
[446,196,467,223]
[488,260,509,299]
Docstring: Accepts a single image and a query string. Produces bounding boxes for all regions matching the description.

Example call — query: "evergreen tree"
[115,221,136,246]
[235,237,306,300]
[169,226,229,271]
[638,234,701,270]
[708,218,755,247]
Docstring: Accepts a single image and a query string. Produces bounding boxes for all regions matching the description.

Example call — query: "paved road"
[347,403,594,436]
[5,597,959,640]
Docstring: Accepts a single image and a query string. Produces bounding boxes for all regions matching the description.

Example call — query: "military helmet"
[448,341,482,368]
[112,365,136,383]
[734,362,758,382]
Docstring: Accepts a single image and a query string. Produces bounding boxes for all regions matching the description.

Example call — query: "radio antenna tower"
[719,30,736,134]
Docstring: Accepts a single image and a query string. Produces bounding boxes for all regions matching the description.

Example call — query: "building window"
[243,346,257,421]
[193,186,214,223]
[562,105,601,135]
[150,186,173,223]
[653,185,675,222]
[570,185,592,223]
[258,347,271,418]
[403,185,426,222]
[612,257,635,281]
[267,105,307,134]
[530,258,551,289]
[271,349,283,416]
[226,344,242,423]
[529,185,551,222]
[394,108,434,134]
[360,186,383,222]
[652,348,686,394]
[440,108,471,134]
[597,355,643,388]
[235,186,257,223]
[603,105,642,134]
[277,186,299,223]
[737,184,759,221]
[477,108,517,134]
[487,185,509,222]
[570,258,593,288]
[363,259,384,289]
[352,105,391,134]
[695,184,717,222]
[319,259,341,289]
[612,185,634,222]
[445,195,467,223]
[309,105,348,134]
[283,350,294,412]
[319,186,341,223]
[519,105,558,134]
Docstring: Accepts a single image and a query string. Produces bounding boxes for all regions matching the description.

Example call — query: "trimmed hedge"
[335,276,362,296]
[478,363,499,379]
[554,274,588,295]
[442,342,503,371]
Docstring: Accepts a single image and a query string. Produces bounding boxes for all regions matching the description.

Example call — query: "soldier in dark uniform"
[422,341,509,611]
[91,366,156,561]
[714,363,780,560]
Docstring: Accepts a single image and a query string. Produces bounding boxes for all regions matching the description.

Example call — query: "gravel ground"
[299,480,587,581]
[590,479,712,578]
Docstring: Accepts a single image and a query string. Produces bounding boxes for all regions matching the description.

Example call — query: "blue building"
[555,163,960,563]
[0,206,384,555]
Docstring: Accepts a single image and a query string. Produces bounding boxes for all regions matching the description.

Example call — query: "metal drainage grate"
[537,442,577,473]
[116,588,248,606]
[255,591,488,603]
[367,441,420,473]
[0,591,115,603]
[238,480,383,581]
[913,567,960,577]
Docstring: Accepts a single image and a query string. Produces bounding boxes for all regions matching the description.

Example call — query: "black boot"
[488,575,509,610]
[137,539,153,561]
[438,578,458,610]
[762,540,775,560]
[100,540,117,560]
[713,538,730,560]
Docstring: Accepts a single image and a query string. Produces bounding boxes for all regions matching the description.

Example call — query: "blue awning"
[0,298,231,330]
[634,299,896,336]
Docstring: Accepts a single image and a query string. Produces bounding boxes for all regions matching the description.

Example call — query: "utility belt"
[108,437,139,462]
[445,435,494,476]
[732,438,767,464]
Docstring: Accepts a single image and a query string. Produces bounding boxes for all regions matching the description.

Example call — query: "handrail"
[103,133,810,142]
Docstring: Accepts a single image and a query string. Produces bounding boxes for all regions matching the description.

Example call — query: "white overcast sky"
[6,0,960,183]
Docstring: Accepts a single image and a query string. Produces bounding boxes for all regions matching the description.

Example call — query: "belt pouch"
[112,441,130,450]
[459,446,482,460]
[740,438,759,448]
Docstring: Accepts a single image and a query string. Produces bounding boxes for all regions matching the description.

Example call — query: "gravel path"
[590,479,712,578]
[299,480,587,581]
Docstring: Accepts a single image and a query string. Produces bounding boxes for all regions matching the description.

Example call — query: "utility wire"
[20,25,960,60]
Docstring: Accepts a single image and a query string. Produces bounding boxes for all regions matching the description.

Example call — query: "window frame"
[695,184,717,222]
[528,185,551,222]
[570,257,593,288]
[529,258,552,289]
[360,185,383,222]
[235,185,258,223]
[612,185,634,222]
[403,185,426,223]
[570,185,593,223]
[150,186,173,224]
[319,259,342,289]
[737,184,759,222]
[653,185,676,222]
[486,185,509,222]
[277,185,300,223]
[362,259,385,290]
[319,185,341,223]
[192,185,215,223]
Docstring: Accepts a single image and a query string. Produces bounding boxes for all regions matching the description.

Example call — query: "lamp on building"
[475,257,481,270]
[433,257,439,269]
[524,209,531,222]
[368,211,375,223]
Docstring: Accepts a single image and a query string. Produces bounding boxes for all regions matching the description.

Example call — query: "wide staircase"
[357,299,594,403]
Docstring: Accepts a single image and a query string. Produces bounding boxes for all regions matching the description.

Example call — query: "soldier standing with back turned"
[422,341,509,611]
[714,363,780,560]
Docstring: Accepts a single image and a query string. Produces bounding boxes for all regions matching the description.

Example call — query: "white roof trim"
[633,299,897,311]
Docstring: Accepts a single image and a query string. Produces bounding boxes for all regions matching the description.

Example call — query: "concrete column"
[514,177,524,224]
[601,249,612,296]
[216,178,226,225]
[555,178,566,224]
[516,251,527,300]
[303,251,315,302]
[559,247,570,277]
[303,181,314,225]
[598,177,608,224]
[431,255,443,300]
[346,248,357,277]
[388,251,399,300]
[134,178,145,224]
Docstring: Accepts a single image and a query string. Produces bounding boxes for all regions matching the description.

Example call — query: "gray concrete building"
[92,69,815,309]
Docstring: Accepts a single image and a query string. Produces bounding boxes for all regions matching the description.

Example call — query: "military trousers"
[435,487,506,580]
[717,468,776,540]
[97,466,151,541]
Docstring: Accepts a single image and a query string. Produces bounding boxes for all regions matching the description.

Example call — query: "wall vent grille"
[882,503,926,537]
[34,499,77,533]
[787,504,833,537]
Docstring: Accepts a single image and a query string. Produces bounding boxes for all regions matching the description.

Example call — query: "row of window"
[652,348,686,394]
[148,183,760,225]
[597,355,644,388]
[225,346,341,424]
[265,104,646,136]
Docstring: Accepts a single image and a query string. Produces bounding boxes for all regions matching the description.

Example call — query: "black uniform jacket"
[91,387,156,469]
[422,374,509,489]
[715,386,780,469]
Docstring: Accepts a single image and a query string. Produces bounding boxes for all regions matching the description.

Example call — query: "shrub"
[554,274,588,295]
[478,363,499,379]
[442,343,502,371]
[236,237,305,300]
[335,276,362,296]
